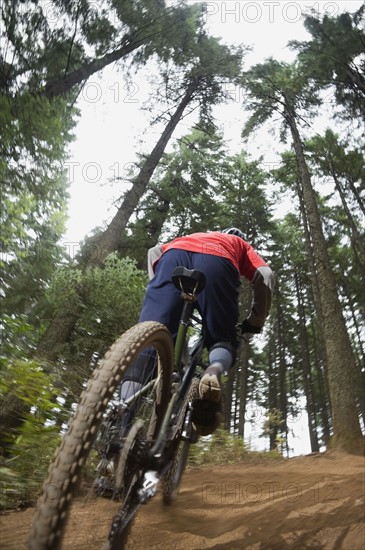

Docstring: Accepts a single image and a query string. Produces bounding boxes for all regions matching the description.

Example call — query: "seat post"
[171,267,205,371]
[174,298,195,371]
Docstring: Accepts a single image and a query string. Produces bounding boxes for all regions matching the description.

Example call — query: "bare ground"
[1,451,364,549]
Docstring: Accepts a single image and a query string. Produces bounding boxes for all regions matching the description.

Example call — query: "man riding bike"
[120,228,274,432]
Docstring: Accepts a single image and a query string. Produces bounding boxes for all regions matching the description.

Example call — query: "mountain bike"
[28,266,220,549]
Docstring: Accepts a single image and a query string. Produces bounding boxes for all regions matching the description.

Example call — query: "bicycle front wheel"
[28,321,173,550]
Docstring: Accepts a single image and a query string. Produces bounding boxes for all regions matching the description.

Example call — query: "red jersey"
[161,232,268,281]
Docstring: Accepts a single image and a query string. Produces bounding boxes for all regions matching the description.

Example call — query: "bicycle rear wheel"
[28,321,173,550]
[162,378,199,505]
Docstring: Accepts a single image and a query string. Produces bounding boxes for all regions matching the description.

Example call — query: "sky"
[61,0,363,456]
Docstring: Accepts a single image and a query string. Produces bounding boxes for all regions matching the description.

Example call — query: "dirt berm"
[1,451,364,549]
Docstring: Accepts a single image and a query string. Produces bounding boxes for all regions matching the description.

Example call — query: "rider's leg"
[199,357,231,402]
[200,342,236,401]
[209,343,234,371]
[139,248,195,336]
[120,380,143,401]
[192,254,240,401]
[115,380,144,439]
[121,249,194,390]
[194,254,240,348]
[118,348,159,435]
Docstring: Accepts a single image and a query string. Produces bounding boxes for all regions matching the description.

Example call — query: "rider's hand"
[240,319,262,334]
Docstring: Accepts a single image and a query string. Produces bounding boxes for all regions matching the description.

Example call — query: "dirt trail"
[1,451,364,549]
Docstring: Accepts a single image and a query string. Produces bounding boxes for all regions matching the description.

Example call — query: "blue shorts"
[139,249,240,350]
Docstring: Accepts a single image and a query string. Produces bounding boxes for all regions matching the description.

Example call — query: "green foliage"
[188,429,249,466]
[154,122,229,237]
[1,5,77,330]
[0,0,205,325]
[241,59,321,142]
[1,255,146,509]
[76,254,148,355]
[0,94,75,323]
[124,124,273,256]
[120,0,203,66]
[43,254,147,400]
[290,8,365,122]
[188,429,282,467]
[0,358,64,508]
[1,0,203,95]
[1,315,40,359]
[47,267,84,314]
[120,122,230,259]
[261,410,286,440]
[216,151,273,246]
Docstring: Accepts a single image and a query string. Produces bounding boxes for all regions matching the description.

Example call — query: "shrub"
[0,358,64,509]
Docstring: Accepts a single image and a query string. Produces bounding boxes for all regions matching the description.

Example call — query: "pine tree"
[36,35,245,358]
[241,59,363,453]
[290,7,365,122]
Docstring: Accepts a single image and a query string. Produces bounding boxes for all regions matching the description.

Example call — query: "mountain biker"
[120,229,274,426]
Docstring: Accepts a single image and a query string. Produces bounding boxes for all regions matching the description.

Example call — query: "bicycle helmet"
[221,227,245,240]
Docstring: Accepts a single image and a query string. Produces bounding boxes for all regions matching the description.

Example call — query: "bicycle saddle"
[172,266,206,295]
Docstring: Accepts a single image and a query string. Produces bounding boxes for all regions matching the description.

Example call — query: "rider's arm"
[147,245,164,279]
[238,242,275,329]
[246,265,275,328]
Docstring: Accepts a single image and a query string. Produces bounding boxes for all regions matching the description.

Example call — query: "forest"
[1,0,364,509]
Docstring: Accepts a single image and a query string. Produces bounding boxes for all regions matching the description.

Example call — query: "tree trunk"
[224,367,235,431]
[267,330,279,451]
[36,310,81,359]
[343,284,365,373]
[312,325,332,447]
[296,176,333,442]
[340,283,365,420]
[294,270,320,453]
[232,374,240,434]
[237,282,252,439]
[237,341,249,438]
[0,396,29,453]
[329,167,365,267]
[286,104,364,454]
[44,37,143,99]
[347,174,365,217]
[346,65,365,96]
[36,81,198,359]
[144,196,171,244]
[84,82,198,268]
[275,285,289,455]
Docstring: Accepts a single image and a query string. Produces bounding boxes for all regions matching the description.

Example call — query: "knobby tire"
[28,321,173,550]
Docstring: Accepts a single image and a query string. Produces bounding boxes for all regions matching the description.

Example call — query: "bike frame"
[106,276,208,546]
[149,296,204,464]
